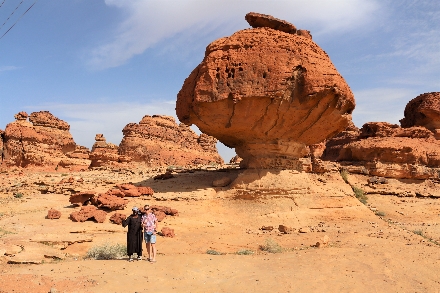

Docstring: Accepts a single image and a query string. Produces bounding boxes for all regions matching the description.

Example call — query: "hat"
[132,207,139,212]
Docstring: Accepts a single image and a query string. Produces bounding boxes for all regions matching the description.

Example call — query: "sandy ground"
[1,168,439,293]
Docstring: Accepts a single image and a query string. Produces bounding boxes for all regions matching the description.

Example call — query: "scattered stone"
[278,225,295,234]
[70,206,106,223]
[109,212,127,225]
[154,171,174,180]
[261,226,274,231]
[95,193,128,210]
[69,191,96,206]
[299,227,310,233]
[46,208,61,219]
[160,227,175,238]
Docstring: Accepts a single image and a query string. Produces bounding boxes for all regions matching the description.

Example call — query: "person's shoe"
[137,256,142,261]
[128,258,133,262]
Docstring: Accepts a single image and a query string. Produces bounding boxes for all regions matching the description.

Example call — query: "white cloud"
[352,88,417,127]
[88,0,380,69]
[0,65,21,72]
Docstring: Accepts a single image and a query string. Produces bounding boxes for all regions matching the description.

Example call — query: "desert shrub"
[259,239,283,254]
[61,173,68,176]
[353,186,367,204]
[14,192,23,199]
[375,211,386,217]
[413,230,423,236]
[236,249,254,255]
[86,243,127,260]
[340,170,349,183]
[206,249,223,255]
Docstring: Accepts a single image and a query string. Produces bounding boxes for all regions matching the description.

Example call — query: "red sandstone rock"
[95,193,128,210]
[89,134,121,168]
[110,188,125,198]
[153,171,174,180]
[177,14,355,169]
[154,210,166,222]
[69,191,96,206]
[160,227,175,238]
[46,208,61,219]
[109,212,127,225]
[70,206,106,223]
[2,111,90,169]
[245,12,297,34]
[151,205,179,216]
[229,155,242,164]
[0,129,4,160]
[117,184,141,197]
[400,92,440,132]
[137,186,154,196]
[278,225,294,234]
[119,115,223,167]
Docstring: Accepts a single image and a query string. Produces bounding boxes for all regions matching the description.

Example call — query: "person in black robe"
[122,207,143,261]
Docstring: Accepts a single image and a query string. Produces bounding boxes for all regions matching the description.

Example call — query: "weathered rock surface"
[46,208,61,219]
[160,227,175,238]
[245,12,297,34]
[1,111,90,169]
[323,121,440,179]
[70,206,106,223]
[0,129,4,159]
[69,191,96,206]
[177,14,355,169]
[94,193,128,210]
[119,115,223,167]
[109,212,127,225]
[400,92,440,132]
[89,134,121,167]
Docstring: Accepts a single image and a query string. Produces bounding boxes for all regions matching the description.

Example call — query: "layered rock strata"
[119,115,223,167]
[177,13,355,169]
[89,134,122,167]
[322,122,440,179]
[1,111,90,169]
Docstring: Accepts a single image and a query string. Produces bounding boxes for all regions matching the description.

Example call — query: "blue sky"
[0,0,439,161]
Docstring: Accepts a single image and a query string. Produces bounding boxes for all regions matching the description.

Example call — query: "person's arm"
[154,216,159,234]
[122,216,130,228]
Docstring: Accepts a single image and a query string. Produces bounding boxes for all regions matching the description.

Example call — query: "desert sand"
[1,167,439,293]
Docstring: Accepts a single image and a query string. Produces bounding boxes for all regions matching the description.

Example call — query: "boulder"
[400,92,440,132]
[160,227,175,238]
[69,191,96,206]
[109,212,127,225]
[70,206,106,223]
[177,13,355,169]
[118,115,223,167]
[46,208,61,219]
[245,12,297,34]
[278,225,295,234]
[137,186,154,196]
[95,193,128,210]
[2,111,90,169]
[117,184,141,197]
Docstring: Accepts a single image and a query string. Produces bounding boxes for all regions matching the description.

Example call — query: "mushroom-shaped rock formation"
[177,13,355,169]
[400,92,440,133]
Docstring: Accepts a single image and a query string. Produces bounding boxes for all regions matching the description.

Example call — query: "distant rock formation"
[400,92,440,133]
[177,13,355,169]
[89,134,121,168]
[118,115,223,167]
[1,111,90,169]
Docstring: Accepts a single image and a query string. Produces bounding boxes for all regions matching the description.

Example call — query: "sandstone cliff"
[1,111,90,169]
[177,13,355,169]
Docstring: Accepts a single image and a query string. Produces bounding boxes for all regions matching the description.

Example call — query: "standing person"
[141,205,158,262]
[122,207,143,262]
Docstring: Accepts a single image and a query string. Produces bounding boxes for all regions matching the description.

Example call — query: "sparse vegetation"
[340,169,349,183]
[413,229,423,236]
[236,249,254,255]
[259,239,283,253]
[353,186,368,204]
[61,173,68,176]
[206,249,223,255]
[375,211,386,217]
[86,243,127,260]
[14,192,23,199]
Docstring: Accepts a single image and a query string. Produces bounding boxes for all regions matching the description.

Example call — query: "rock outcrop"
[119,115,223,167]
[46,208,61,219]
[89,134,121,167]
[70,206,106,223]
[400,92,440,133]
[1,111,90,169]
[176,13,355,169]
[322,121,440,179]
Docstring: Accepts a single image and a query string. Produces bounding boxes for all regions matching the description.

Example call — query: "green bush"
[375,211,386,217]
[86,243,127,260]
[353,186,368,204]
[259,239,283,253]
[236,249,254,255]
[413,230,423,236]
[14,192,23,199]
